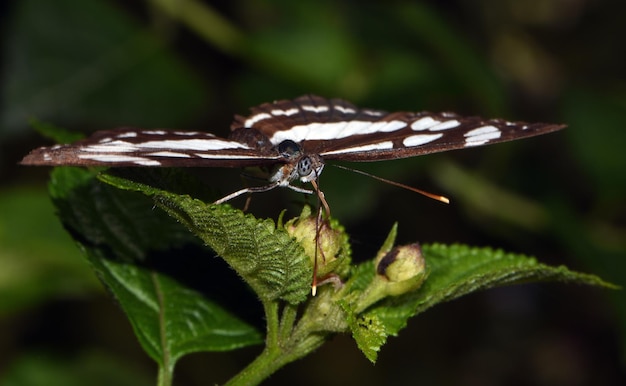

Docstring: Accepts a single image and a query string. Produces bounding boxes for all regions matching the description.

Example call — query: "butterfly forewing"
[21,128,282,168]
[315,113,564,161]
[231,95,564,162]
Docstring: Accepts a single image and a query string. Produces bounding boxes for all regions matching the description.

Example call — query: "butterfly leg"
[213,181,281,205]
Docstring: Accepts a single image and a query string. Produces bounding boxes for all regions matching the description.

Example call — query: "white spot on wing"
[271,108,299,116]
[302,105,329,113]
[321,141,394,155]
[464,125,501,146]
[135,139,250,150]
[334,105,356,114]
[362,109,384,117]
[244,113,272,128]
[411,117,440,131]
[269,120,406,145]
[429,120,460,131]
[373,120,407,132]
[173,131,202,136]
[194,153,272,160]
[83,140,137,152]
[78,154,161,165]
[134,160,162,166]
[403,133,443,147]
[116,132,138,138]
[143,130,167,135]
[148,151,192,158]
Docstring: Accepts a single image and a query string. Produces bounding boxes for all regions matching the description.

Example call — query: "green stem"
[279,304,298,340]
[226,301,327,385]
[225,334,327,386]
[264,301,280,348]
[157,365,173,386]
[224,346,289,386]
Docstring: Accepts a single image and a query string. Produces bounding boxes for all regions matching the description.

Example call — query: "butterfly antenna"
[331,164,450,204]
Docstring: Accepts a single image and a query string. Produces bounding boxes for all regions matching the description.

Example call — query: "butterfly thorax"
[271,139,324,185]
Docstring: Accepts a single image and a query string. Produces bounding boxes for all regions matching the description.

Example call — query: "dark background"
[1,0,625,385]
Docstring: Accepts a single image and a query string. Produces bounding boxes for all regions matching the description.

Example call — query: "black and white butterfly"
[22,94,565,204]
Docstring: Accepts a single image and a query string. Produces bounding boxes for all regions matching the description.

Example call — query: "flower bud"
[353,243,427,312]
[284,208,350,280]
[376,243,426,296]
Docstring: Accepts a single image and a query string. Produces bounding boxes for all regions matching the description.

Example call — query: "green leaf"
[344,313,387,363]
[91,254,261,364]
[346,243,615,362]
[48,167,263,371]
[99,170,312,304]
[49,168,195,261]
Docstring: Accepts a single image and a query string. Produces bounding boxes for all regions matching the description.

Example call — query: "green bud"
[284,207,350,282]
[376,243,427,296]
[353,243,427,312]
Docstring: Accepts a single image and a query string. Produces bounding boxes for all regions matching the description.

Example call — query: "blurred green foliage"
[1,0,624,385]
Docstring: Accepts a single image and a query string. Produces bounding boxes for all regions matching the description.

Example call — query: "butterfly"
[21,95,565,294]
[21,94,565,202]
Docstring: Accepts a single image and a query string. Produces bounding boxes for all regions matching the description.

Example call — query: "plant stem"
[224,346,288,386]
[157,365,173,386]
[225,334,327,386]
[264,301,280,348]
[225,300,328,385]
[279,304,298,340]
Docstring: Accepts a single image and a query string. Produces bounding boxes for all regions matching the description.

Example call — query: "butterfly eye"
[277,140,301,159]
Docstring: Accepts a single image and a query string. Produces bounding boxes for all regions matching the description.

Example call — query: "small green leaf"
[375,222,398,261]
[48,167,263,371]
[346,313,386,363]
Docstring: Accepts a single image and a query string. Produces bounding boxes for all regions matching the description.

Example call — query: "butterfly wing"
[21,128,282,167]
[315,113,565,161]
[233,95,565,162]
[22,95,564,167]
